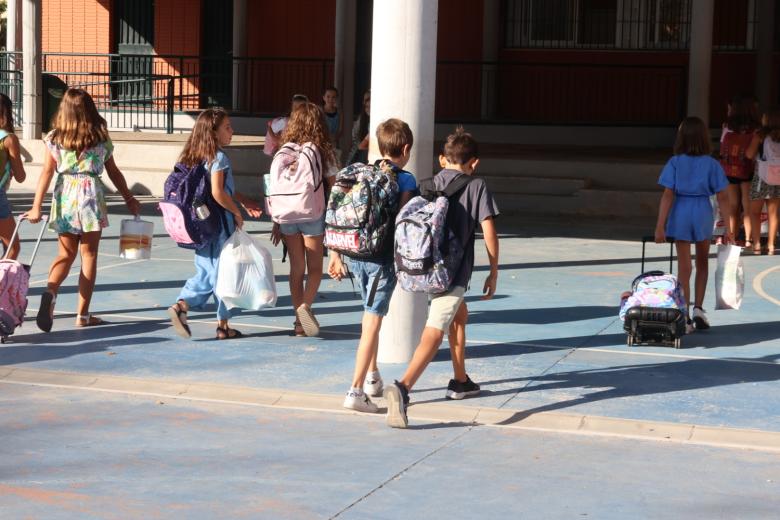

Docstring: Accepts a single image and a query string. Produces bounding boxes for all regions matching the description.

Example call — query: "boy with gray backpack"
[326,118,418,413]
[384,127,500,428]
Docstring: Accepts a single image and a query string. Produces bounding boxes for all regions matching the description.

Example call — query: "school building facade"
[7,0,780,137]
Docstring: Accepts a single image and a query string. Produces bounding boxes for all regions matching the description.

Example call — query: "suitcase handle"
[4,215,49,267]
[641,235,675,274]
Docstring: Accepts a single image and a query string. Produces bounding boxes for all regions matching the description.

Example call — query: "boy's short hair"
[443,126,478,165]
[673,116,711,156]
[376,118,413,158]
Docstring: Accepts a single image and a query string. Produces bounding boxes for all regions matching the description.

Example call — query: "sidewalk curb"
[3,366,779,453]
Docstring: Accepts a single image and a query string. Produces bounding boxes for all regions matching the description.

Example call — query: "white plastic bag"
[216,229,277,310]
[714,244,744,310]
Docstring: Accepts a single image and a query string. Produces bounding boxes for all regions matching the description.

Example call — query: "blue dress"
[177,150,236,321]
[659,154,728,242]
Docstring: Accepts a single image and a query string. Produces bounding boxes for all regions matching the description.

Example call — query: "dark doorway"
[114,0,155,102]
[354,0,373,114]
[201,0,233,108]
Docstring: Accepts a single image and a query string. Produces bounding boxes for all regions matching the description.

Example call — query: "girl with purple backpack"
[168,108,262,340]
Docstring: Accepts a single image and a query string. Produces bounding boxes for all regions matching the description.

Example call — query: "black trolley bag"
[623,236,687,349]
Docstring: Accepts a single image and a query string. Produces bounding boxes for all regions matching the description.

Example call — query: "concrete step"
[483,175,590,196]
[495,189,662,218]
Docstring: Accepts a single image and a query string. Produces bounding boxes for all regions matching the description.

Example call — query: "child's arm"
[105,157,141,216]
[716,189,734,243]
[234,192,263,218]
[210,169,244,229]
[5,134,26,183]
[25,152,56,223]
[480,216,499,300]
[327,250,348,281]
[745,132,762,160]
[654,188,674,243]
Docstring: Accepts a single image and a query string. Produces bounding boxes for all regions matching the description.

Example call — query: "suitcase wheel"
[674,337,681,349]
[626,334,635,347]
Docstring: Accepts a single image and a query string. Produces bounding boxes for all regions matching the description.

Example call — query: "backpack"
[324,161,400,259]
[265,142,324,224]
[619,272,686,321]
[757,138,780,186]
[719,130,754,180]
[0,259,29,337]
[394,174,473,294]
[159,162,224,250]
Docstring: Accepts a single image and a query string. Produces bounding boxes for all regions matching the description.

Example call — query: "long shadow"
[467,305,615,325]
[7,320,169,347]
[0,336,170,365]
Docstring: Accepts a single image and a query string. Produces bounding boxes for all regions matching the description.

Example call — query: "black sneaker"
[384,380,409,429]
[445,376,481,400]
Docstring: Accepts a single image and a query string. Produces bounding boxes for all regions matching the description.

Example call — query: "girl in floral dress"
[25,89,140,332]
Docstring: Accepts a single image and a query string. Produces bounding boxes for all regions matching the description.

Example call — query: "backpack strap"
[439,173,473,199]
[0,130,10,189]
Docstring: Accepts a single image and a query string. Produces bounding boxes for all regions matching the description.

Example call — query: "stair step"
[483,175,589,196]
[495,189,662,218]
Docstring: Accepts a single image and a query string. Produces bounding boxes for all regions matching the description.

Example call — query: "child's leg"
[75,231,101,319]
[0,216,20,260]
[674,241,692,311]
[283,233,306,310]
[740,182,752,242]
[693,239,711,308]
[47,233,80,295]
[302,234,324,307]
[448,301,468,382]
[726,183,740,239]
[350,312,383,388]
[767,199,780,251]
[749,199,764,250]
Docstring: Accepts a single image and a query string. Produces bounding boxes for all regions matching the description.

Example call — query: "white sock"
[366,371,380,382]
[350,387,364,395]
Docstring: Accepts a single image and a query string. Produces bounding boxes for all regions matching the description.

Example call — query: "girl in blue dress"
[655,117,730,333]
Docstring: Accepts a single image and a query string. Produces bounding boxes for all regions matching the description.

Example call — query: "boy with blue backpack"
[326,118,418,413]
[385,127,499,428]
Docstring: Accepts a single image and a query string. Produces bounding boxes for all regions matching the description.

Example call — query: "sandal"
[293,320,306,337]
[216,326,243,340]
[295,303,320,337]
[36,291,56,333]
[167,302,191,338]
[75,314,107,327]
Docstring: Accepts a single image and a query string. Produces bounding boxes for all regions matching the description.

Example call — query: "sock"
[366,370,380,382]
[350,387,364,395]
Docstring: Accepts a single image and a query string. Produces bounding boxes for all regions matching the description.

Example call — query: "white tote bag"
[714,244,744,310]
[216,229,277,310]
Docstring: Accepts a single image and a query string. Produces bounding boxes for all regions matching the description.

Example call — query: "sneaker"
[363,373,384,397]
[384,381,409,429]
[296,304,320,337]
[445,376,481,400]
[692,307,710,330]
[343,390,379,413]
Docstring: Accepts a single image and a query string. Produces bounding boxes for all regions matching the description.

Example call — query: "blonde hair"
[281,102,337,170]
[179,108,228,167]
[49,89,109,151]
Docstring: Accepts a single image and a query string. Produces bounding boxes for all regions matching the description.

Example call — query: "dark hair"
[726,94,760,133]
[763,107,780,143]
[443,126,479,164]
[357,90,370,140]
[179,107,229,167]
[323,86,338,95]
[673,117,711,156]
[0,94,13,132]
[376,118,413,157]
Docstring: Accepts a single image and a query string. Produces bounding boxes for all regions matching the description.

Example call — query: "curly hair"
[179,108,228,167]
[281,102,337,170]
[49,89,110,151]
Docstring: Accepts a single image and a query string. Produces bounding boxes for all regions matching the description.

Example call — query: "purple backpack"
[159,162,224,250]
[394,174,472,294]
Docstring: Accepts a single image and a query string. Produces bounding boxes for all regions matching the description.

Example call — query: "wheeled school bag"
[324,160,400,259]
[394,174,473,294]
[0,216,48,343]
[719,130,754,181]
[265,142,324,224]
[159,162,224,250]
[622,237,687,348]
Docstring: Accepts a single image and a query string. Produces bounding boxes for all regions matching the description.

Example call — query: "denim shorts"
[279,217,325,237]
[349,258,397,316]
[0,189,11,219]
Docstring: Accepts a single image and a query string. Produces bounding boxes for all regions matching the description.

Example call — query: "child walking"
[745,108,780,255]
[0,93,27,259]
[384,127,500,428]
[269,102,338,337]
[327,118,418,413]
[322,86,342,150]
[655,117,731,333]
[168,108,262,340]
[25,88,140,331]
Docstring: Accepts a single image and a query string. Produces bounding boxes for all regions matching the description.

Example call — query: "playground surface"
[2,192,779,519]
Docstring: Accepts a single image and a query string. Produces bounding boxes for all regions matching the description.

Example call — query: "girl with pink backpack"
[267,102,338,336]
[0,93,27,260]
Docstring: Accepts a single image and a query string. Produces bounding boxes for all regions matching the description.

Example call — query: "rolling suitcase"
[622,236,687,348]
[0,216,48,343]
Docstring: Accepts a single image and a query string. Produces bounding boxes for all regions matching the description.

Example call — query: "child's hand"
[328,254,348,281]
[233,211,244,229]
[23,207,42,223]
[482,272,497,300]
[654,229,666,244]
[241,199,263,219]
[125,195,141,216]
[270,223,282,246]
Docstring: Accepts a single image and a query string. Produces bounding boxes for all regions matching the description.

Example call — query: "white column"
[232,0,248,112]
[7,0,23,55]
[755,0,776,113]
[371,0,439,364]
[686,0,714,125]
[334,0,356,154]
[481,0,500,119]
[22,0,42,140]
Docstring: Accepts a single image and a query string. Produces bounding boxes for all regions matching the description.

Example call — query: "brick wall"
[155,0,202,109]
[42,0,112,54]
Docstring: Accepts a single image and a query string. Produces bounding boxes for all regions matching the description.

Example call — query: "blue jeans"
[178,232,235,321]
[348,258,397,316]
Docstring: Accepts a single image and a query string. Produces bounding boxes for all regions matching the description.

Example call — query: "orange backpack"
[720,130,754,180]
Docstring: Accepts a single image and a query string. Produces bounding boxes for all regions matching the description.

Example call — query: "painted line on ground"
[28,258,150,286]
[2,366,778,454]
[753,264,780,307]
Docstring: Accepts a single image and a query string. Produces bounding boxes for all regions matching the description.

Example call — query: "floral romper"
[45,133,113,234]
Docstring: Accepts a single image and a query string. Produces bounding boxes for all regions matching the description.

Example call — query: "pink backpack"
[265,142,325,224]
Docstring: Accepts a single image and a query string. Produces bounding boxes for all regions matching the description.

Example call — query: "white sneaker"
[343,390,379,413]
[692,307,710,330]
[363,373,384,397]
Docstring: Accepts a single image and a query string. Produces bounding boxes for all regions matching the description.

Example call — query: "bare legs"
[675,239,710,310]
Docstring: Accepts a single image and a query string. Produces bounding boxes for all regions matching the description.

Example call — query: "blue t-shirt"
[658,154,728,196]
[396,169,417,195]
[208,149,235,235]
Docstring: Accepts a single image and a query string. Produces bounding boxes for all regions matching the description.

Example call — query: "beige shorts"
[426,286,466,331]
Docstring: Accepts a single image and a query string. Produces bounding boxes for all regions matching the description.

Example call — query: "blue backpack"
[159,162,224,250]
